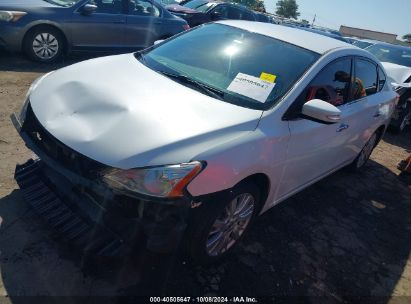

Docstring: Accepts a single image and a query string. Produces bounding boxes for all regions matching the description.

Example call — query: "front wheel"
[186,182,260,264]
[24,27,64,63]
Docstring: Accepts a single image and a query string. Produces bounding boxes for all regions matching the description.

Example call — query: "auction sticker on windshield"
[227,73,276,103]
[260,72,277,83]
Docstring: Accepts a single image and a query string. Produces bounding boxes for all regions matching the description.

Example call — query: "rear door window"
[354,58,378,99]
[210,5,229,18]
[241,10,255,21]
[226,6,242,19]
[128,0,160,16]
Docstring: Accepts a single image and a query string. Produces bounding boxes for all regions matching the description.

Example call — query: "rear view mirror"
[81,4,97,15]
[302,99,341,123]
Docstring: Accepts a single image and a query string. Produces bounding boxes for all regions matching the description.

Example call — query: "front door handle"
[336,123,349,132]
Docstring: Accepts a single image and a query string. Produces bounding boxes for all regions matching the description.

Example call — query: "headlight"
[0,11,27,22]
[103,161,203,198]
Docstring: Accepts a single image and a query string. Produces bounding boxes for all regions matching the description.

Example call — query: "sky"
[263,0,411,40]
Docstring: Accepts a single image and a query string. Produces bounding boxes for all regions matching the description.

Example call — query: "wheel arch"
[22,22,69,54]
[375,124,386,145]
[236,173,271,215]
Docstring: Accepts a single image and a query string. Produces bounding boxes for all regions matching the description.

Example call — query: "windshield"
[42,0,82,7]
[139,24,320,110]
[366,44,411,68]
[353,40,373,49]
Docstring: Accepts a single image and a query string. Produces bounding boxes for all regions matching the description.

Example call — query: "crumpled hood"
[29,54,262,169]
[381,61,411,84]
[166,4,198,14]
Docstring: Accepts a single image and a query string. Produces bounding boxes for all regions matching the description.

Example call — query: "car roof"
[216,20,352,54]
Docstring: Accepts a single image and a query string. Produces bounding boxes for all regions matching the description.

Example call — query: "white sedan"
[13,20,397,263]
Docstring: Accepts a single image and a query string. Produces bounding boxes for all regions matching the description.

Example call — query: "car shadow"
[0,51,100,73]
[0,188,189,298]
[161,159,411,301]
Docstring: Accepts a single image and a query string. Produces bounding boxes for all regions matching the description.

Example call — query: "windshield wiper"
[135,52,146,63]
[158,70,225,101]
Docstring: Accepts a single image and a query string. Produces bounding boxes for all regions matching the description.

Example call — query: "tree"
[403,34,411,43]
[275,0,300,19]
[233,0,266,12]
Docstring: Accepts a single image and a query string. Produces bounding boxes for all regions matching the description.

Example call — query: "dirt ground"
[0,51,410,302]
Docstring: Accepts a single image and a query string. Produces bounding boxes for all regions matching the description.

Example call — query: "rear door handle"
[336,124,349,132]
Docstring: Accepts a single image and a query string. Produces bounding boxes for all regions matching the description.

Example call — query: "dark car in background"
[255,12,270,23]
[166,0,256,27]
[0,0,189,63]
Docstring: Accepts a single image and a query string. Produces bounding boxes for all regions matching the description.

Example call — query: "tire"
[186,182,260,264]
[24,26,64,63]
[348,131,379,171]
[390,102,411,134]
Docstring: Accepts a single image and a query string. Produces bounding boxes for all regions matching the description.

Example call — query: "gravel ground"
[0,51,410,302]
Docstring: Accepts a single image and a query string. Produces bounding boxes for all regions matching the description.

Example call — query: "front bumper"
[11,112,191,256]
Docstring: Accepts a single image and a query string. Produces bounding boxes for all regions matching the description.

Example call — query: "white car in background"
[365,42,411,133]
[12,21,397,263]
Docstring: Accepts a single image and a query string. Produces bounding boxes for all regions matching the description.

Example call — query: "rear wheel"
[186,182,260,264]
[349,131,379,171]
[24,26,64,63]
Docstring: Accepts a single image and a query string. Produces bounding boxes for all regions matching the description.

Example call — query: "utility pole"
[312,14,316,26]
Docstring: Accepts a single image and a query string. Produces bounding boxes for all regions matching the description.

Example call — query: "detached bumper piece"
[15,159,125,257]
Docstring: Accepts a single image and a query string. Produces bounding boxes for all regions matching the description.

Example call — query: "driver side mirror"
[81,4,97,15]
[210,11,222,21]
[301,99,341,123]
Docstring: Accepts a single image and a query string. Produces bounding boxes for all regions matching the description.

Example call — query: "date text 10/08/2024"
[149,297,258,303]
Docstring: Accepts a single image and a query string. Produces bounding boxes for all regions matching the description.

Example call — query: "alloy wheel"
[356,133,377,168]
[206,192,255,257]
[32,33,59,60]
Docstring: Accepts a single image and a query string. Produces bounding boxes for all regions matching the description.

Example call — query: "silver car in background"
[12,21,397,263]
